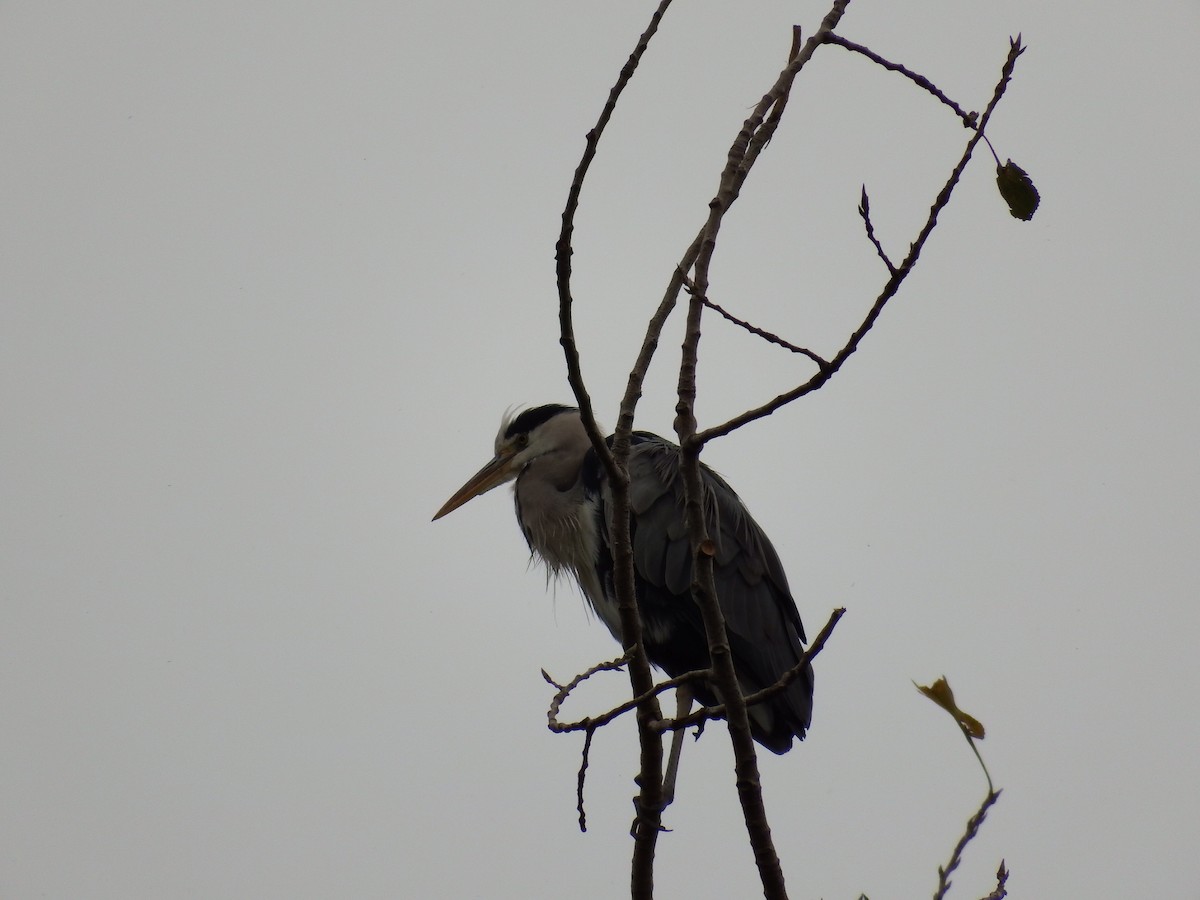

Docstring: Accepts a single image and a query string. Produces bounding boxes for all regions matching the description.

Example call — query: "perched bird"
[433,404,813,755]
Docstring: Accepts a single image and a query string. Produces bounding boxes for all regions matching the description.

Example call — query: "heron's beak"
[432,450,519,521]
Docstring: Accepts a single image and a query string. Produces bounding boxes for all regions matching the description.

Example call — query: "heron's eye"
[515,433,530,449]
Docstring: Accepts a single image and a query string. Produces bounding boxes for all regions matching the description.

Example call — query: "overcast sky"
[3,1,1198,897]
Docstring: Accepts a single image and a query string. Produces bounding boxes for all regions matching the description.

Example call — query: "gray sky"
[3,1,1198,897]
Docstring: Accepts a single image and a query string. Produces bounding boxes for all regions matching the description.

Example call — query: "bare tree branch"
[979,861,1010,900]
[544,654,712,836]
[577,725,596,832]
[553,4,678,890]
[546,657,707,735]
[613,3,853,453]
[661,607,845,735]
[822,32,979,127]
[857,186,897,275]
[686,280,830,368]
[550,0,1025,893]
[670,9,853,897]
[545,607,843,761]
[556,0,676,476]
[696,36,1027,446]
[543,653,632,728]
[933,790,1003,900]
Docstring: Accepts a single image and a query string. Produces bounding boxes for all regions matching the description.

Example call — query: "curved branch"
[546,655,709,734]
[557,0,676,477]
[660,607,845,735]
[672,9,852,899]
[552,4,678,887]
[696,36,1027,445]
[822,32,979,126]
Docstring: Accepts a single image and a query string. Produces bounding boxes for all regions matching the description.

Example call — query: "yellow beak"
[431,450,520,521]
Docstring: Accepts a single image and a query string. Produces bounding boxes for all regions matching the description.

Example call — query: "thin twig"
[544,652,632,731]
[614,4,850,453]
[577,725,596,832]
[550,608,842,741]
[553,5,679,888]
[933,789,1003,900]
[662,607,845,734]
[858,186,897,275]
[556,0,675,478]
[963,730,994,795]
[692,290,831,369]
[822,33,978,127]
[979,861,1009,900]
[671,9,851,899]
[696,36,1027,445]
[547,659,708,734]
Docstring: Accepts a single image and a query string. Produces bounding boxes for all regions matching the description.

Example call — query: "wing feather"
[594,431,814,753]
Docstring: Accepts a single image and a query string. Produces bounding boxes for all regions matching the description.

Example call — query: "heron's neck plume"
[514,411,595,572]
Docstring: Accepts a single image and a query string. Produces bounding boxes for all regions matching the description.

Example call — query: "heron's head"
[432,404,581,521]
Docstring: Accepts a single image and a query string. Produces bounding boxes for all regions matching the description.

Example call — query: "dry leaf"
[916,676,986,739]
[996,159,1040,221]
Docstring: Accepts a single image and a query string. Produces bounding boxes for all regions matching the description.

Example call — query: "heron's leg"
[661,684,693,807]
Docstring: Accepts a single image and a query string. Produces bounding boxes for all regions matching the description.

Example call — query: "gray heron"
[432,404,814,763]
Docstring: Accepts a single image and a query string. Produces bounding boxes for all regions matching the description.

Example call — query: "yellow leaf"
[916,676,986,739]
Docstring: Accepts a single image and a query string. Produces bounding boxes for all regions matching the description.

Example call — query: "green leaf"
[996,159,1040,221]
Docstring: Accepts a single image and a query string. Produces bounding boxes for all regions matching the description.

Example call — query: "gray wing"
[615,432,813,752]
